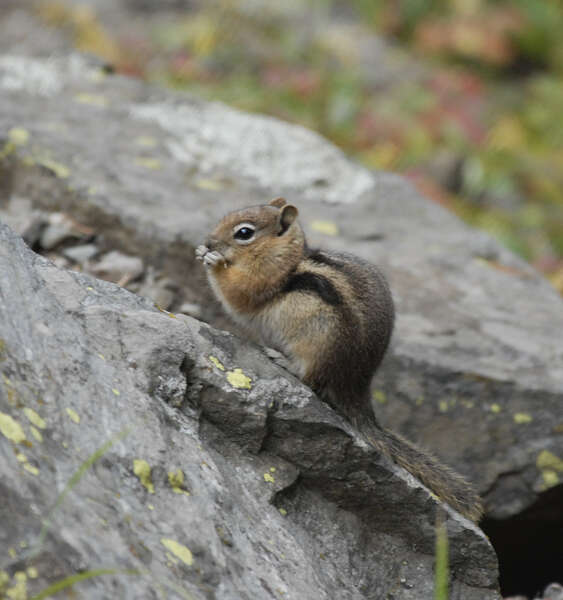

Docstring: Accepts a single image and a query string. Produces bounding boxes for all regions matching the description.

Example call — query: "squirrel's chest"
[207,270,291,350]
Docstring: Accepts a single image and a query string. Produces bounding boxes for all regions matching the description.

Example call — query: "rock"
[0,51,561,525]
[44,251,70,270]
[39,213,93,250]
[0,223,500,599]
[137,272,179,309]
[39,224,74,250]
[62,243,99,264]
[541,583,563,600]
[90,250,144,284]
[0,195,47,246]
[178,301,203,319]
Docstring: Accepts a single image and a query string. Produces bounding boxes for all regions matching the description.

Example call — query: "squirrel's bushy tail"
[352,411,483,522]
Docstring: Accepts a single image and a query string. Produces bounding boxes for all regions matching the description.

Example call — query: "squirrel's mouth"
[195,244,227,268]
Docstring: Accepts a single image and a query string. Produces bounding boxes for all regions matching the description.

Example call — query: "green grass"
[434,511,449,600]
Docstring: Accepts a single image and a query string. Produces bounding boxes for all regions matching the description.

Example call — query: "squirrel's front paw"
[195,245,225,268]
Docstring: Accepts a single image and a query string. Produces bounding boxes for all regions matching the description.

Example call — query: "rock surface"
[0,49,561,523]
[1,6,563,596]
[0,224,498,598]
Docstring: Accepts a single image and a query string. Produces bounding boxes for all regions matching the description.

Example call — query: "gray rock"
[39,224,74,250]
[0,195,47,246]
[39,213,92,250]
[0,51,561,523]
[90,250,144,284]
[0,223,499,598]
[62,243,99,264]
[138,272,179,310]
[540,583,563,600]
[178,302,203,319]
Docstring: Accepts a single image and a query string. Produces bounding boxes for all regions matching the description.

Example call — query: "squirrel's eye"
[234,226,255,241]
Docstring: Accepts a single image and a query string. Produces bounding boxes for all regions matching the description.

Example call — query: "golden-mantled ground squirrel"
[196,197,482,521]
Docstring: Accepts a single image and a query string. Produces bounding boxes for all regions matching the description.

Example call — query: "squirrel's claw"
[195,245,225,268]
[195,245,208,260]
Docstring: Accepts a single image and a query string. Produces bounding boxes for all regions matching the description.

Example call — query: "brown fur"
[199,198,483,522]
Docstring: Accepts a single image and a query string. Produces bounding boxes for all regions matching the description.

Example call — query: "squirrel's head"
[205,198,305,271]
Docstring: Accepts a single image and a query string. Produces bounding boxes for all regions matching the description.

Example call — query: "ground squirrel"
[196,197,483,522]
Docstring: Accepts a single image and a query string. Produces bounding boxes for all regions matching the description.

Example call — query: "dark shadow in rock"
[481,484,563,598]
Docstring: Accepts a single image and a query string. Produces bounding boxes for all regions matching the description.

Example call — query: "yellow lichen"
[30,426,43,443]
[541,470,559,488]
[536,450,563,489]
[195,178,224,191]
[0,413,27,443]
[279,508,287,516]
[226,368,251,390]
[16,452,27,463]
[536,450,563,472]
[269,467,276,473]
[112,388,120,396]
[513,412,532,424]
[8,128,29,146]
[490,403,501,413]
[133,459,155,494]
[0,140,16,160]
[66,407,80,424]
[73,92,108,106]
[310,220,339,236]
[135,157,161,170]
[88,68,107,83]
[160,538,193,566]
[36,157,70,179]
[209,355,225,371]
[5,571,27,600]
[263,473,275,483]
[373,390,386,404]
[134,135,157,147]
[23,463,39,476]
[23,407,46,429]
[26,567,38,579]
[438,400,449,413]
[168,469,190,495]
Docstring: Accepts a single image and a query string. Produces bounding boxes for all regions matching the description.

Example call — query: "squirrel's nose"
[205,237,219,251]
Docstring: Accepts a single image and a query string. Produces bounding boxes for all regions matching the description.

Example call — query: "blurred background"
[10,0,563,293]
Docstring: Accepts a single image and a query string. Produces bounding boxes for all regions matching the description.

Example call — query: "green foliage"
[30,569,141,600]
[37,0,563,292]
[511,0,563,70]
[434,513,449,600]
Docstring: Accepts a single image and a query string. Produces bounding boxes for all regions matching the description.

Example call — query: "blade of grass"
[36,427,131,547]
[434,510,449,600]
[29,567,198,600]
[29,568,139,600]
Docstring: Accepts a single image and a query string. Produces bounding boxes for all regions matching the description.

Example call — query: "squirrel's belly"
[206,270,306,377]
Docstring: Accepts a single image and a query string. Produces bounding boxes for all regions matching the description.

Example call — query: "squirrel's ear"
[270,197,287,208]
[279,204,298,234]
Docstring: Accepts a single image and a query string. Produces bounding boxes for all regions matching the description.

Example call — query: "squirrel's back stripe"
[283,271,342,306]
[306,248,347,271]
